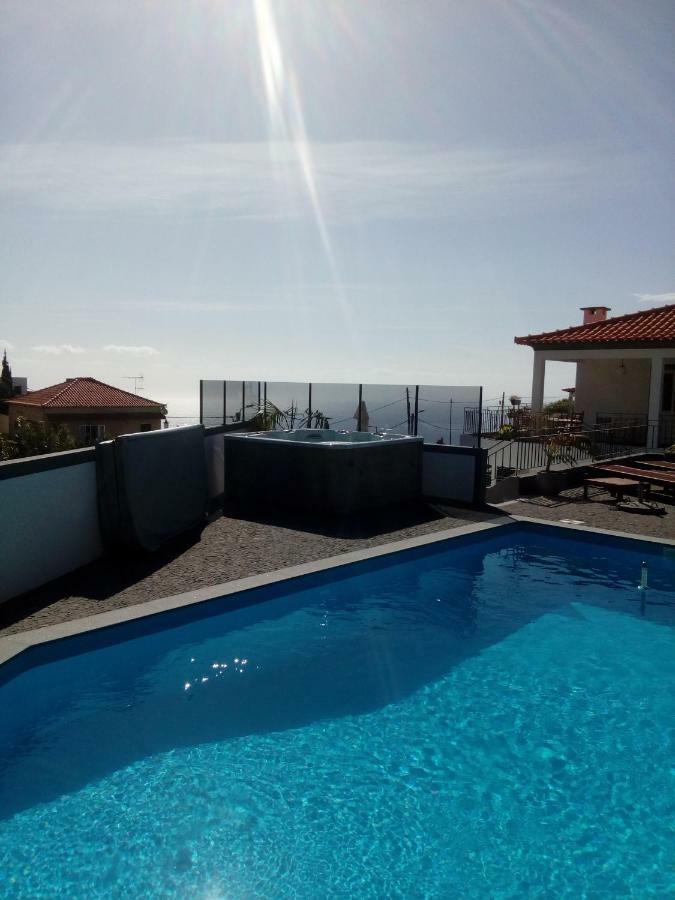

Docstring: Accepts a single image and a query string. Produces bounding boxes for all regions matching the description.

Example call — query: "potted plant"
[536,434,593,495]
[496,422,515,439]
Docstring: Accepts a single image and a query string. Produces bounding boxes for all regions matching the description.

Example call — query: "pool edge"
[0,517,509,666]
[1,514,672,668]
[511,514,675,547]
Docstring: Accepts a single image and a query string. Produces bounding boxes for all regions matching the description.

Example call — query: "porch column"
[647,355,663,448]
[531,353,545,413]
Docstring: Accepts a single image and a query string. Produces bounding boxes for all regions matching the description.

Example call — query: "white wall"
[575,358,650,424]
[0,462,103,603]
[204,432,225,502]
[422,449,477,504]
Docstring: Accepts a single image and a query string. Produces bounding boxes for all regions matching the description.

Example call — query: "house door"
[661,363,675,445]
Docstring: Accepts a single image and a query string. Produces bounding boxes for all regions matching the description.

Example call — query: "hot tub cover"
[97,425,208,551]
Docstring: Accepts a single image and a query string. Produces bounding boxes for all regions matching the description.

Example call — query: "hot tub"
[224,429,424,515]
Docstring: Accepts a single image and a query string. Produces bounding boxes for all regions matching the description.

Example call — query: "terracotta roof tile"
[7,377,163,409]
[515,304,675,348]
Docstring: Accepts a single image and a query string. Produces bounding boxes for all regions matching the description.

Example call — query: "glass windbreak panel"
[263,382,311,429]
[225,381,244,425]
[361,384,414,435]
[201,380,225,427]
[417,385,481,445]
[243,381,262,424]
[310,383,361,432]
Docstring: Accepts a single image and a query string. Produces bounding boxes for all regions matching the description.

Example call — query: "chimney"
[580,306,611,326]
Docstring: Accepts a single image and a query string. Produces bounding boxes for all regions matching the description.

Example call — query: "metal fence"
[661,415,675,446]
[200,380,483,446]
[465,405,583,437]
[596,412,675,448]
[485,423,655,486]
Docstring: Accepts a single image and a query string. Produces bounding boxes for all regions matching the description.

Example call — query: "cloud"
[634,292,675,304]
[103,344,160,356]
[32,344,86,354]
[0,339,14,350]
[0,140,651,224]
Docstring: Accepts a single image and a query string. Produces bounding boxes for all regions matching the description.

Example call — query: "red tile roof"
[7,377,164,409]
[515,304,675,349]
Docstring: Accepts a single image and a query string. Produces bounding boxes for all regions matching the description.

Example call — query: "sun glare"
[252,0,351,328]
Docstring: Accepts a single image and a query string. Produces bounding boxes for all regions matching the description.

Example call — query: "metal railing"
[485,423,655,486]
[660,414,675,446]
[465,406,583,438]
[596,412,675,449]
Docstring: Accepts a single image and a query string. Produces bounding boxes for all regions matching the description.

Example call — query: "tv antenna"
[123,374,144,394]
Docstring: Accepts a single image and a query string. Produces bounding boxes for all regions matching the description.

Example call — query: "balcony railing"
[464,406,583,439]
[485,423,656,486]
[660,414,675,446]
[596,412,675,448]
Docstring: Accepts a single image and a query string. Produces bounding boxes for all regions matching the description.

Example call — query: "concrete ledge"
[510,514,675,547]
[486,475,520,504]
[203,422,254,436]
[1,513,671,671]
[0,517,510,667]
[0,446,95,481]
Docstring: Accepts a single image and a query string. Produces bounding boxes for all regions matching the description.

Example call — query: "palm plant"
[250,400,330,432]
[543,433,594,472]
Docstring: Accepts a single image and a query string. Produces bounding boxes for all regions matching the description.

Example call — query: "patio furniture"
[583,476,645,502]
[631,459,675,472]
[591,463,675,499]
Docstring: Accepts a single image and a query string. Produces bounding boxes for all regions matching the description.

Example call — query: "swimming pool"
[0,522,673,898]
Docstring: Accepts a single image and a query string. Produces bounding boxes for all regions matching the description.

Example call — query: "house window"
[140,424,152,432]
[662,365,675,413]
[79,424,105,444]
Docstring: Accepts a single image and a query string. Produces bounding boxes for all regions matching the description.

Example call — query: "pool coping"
[1,514,673,668]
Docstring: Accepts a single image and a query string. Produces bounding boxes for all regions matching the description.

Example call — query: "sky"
[1,0,674,419]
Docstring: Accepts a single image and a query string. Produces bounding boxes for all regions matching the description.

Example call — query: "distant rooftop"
[7,377,163,409]
[515,303,675,350]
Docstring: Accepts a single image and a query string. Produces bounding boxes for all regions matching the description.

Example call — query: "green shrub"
[544,398,574,415]
[0,417,77,460]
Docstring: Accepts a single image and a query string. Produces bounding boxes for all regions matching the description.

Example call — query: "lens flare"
[252,0,351,327]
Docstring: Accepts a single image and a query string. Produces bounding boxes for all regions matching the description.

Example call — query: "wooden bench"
[583,476,645,502]
[591,463,675,499]
[632,459,675,472]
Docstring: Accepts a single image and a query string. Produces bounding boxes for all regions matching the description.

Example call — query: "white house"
[515,304,675,448]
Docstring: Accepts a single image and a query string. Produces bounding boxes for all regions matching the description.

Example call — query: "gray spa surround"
[224,429,424,514]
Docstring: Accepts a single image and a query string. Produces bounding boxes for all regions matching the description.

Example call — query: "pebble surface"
[0,502,496,637]
[1,492,672,639]
[509,485,675,541]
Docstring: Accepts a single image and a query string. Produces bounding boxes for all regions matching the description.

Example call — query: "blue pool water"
[0,523,674,898]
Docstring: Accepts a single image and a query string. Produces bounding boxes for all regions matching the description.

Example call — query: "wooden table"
[633,459,675,471]
[583,477,645,502]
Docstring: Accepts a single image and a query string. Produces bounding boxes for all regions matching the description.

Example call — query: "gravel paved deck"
[508,485,675,541]
[0,502,501,637]
[1,493,672,639]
